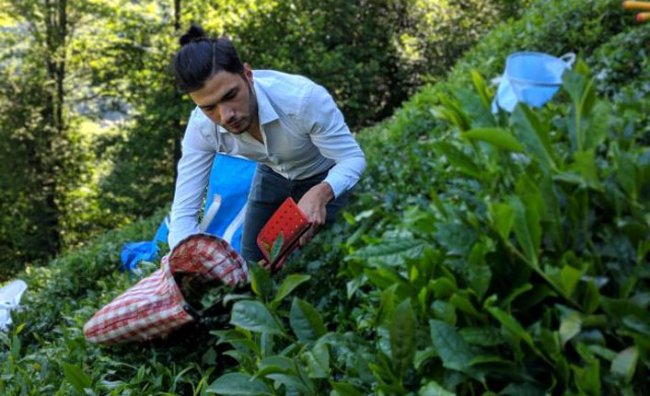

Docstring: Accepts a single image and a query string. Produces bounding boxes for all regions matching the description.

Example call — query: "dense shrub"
[336,64,650,394]
[448,0,634,86]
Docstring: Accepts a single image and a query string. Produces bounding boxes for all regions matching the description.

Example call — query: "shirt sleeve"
[302,84,366,198]
[168,108,217,249]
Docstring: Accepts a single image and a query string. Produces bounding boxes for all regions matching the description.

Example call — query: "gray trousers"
[241,164,350,263]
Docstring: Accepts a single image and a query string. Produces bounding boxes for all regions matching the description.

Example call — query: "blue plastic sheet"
[492,52,575,113]
[120,155,256,271]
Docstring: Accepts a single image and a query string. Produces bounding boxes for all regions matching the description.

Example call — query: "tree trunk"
[41,0,68,256]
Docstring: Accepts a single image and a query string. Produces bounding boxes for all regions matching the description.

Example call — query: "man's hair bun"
[179,24,206,46]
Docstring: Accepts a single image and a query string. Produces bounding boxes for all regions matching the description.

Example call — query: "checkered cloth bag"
[83,234,248,344]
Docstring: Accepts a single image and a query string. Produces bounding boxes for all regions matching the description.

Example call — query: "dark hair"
[173,24,244,93]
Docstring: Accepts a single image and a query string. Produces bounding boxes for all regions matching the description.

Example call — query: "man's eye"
[223,89,238,101]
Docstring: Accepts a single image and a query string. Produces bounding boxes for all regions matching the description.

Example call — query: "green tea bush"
[0,209,217,395]
[338,64,649,394]
[588,24,650,98]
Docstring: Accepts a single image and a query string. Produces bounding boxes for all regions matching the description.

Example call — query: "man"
[169,25,366,264]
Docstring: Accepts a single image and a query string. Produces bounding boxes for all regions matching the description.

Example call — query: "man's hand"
[297,182,334,246]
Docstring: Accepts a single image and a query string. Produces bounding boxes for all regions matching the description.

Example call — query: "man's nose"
[220,105,236,122]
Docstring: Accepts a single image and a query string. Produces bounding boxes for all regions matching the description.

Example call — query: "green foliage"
[84,1,189,229]
[219,0,518,129]
[2,0,649,394]
[0,0,518,278]
[340,61,649,393]
[448,0,635,87]
[0,0,188,278]
[0,0,90,276]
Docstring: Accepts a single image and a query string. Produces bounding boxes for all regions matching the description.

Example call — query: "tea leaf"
[252,356,295,380]
[433,142,482,179]
[456,87,495,128]
[270,232,284,264]
[559,312,582,347]
[429,320,474,372]
[450,292,481,318]
[502,283,533,309]
[432,94,471,131]
[611,346,639,384]
[488,202,514,241]
[432,300,457,324]
[584,101,609,150]
[430,277,457,299]
[230,300,284,335]
[569,150,602,190]
[572,361,601,396]
[511,105,557,172]
[470,70,492,110]
[414,347,438,370]
[377,284,399,325]
[364,267,407,290]
[419,380,455,396]
[434,221,477,255]
[272,274,311,306]
[563,70,597,152]
[266,373,310,394]
[613,149,639,201]
[515,174,546,221]
[62,363,92,394]
[560,264,584,297]
[248,262,273,301]
[460,327,504,347]
[486,307,535,349]
[330,381,365,396]
[509,195,540,269]
[463,128,524,152]
[305,342,330,379]
[389,299,417,376]
[467,240,493,299]
[207,373,273,395]
[582,280,601,314]
[290,298,326,343]
[348,238,426,267]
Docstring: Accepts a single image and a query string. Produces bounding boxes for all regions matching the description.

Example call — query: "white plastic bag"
[0,280,27,331]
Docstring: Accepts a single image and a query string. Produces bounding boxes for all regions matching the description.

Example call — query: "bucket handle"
[560,52,576,68]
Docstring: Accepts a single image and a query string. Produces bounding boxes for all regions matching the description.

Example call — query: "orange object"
[637,12,650,22]
[623,1,650,11]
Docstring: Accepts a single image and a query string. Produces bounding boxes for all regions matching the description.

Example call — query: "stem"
[506,242,582,310]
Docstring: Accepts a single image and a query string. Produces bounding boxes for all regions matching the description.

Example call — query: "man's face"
[190,64,257,134]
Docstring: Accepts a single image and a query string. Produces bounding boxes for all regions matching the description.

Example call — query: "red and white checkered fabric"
[83,234,248,344]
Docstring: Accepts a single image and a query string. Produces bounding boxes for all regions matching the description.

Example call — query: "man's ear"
[243,63,253,82]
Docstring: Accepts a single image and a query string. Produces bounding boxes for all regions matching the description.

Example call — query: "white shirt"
[168,70,366,249]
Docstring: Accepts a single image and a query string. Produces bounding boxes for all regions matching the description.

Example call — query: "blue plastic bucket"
[492,52,575,112]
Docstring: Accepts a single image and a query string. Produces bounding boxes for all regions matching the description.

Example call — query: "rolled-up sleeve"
[168,108,216,249]
[303,84,366,198]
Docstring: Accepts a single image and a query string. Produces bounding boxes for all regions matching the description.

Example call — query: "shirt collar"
[253,78,279,126]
